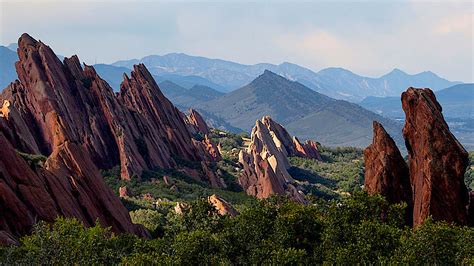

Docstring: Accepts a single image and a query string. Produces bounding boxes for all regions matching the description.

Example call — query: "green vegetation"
[16,151,48,169]
[465,151,474,190]
[1,193,472,264]
[3,131,471,264]
[289,146,364,199]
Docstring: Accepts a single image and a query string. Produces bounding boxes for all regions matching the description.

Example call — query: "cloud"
[0,0,472,82]
[435,13,472,36]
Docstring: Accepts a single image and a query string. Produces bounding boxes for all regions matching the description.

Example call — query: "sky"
[0,0,473,82]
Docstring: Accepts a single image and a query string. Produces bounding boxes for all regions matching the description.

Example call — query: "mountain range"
[1,45,461,102]
[1,44,470,148]
[195,70,403,147]
[361,83,474,119]
[111,52,460,101]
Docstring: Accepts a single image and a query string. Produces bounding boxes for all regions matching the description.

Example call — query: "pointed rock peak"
[18,33,37,47]
[402,87,469,226]
[364,120,411,224]
[186,109,210,135]
[372,121,390,139]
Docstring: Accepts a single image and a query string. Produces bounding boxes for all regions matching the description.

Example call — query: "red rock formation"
[0,33,222,241]
[1,34,221,182]
[186,109,210,135]
[193,136,222,162]
[364,121,412,224]
[402,87,469,226]
[208,194,239,217]
[118,65,202,164]
[238,117,305,203]
[261,116,321,160]
[119,186,130,198]
[201,161,226,188]
[0,132,149,241]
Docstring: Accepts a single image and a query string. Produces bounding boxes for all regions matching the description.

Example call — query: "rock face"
[402,88,469,226]
[208,194,239,217]
[186,109,210,135]
[0,133,149,241]
[1,34,220,182]
[0,33,221,242]
[119,186,130,198]
[238,117,312,203]
[261,116,322,160]
[364,121,412,224]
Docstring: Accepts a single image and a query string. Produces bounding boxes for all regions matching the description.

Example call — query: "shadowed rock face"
[186,109,210,135]
[0,33,221,242]
[238,117,310,203]
[402,87,469,227]
[1,34,220,181]
[0,133,149,241]
[364,121,412,224]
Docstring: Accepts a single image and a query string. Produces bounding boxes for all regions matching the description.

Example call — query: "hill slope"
[158,81,224,108]
[0,46,18,89]
[198,70,402,147]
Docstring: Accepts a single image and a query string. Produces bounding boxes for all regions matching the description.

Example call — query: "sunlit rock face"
[402,87,469,227]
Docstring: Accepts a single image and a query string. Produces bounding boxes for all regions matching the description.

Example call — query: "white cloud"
[0,0,472,81]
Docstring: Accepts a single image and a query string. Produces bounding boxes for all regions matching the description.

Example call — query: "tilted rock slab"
[364,121,413,224]
[402,87,469,226]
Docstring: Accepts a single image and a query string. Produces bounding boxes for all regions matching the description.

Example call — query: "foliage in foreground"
[1,192,472,265]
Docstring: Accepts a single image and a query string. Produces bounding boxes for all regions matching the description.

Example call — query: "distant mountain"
[156,73,226,92]
[0,45,18,89]
[360,83,474,119]
[93,64,133,90]
[360,84,474,150]
[2,48,461,100]
[6,43,18,51]
[112,53,460,101]
[158,81,224,108]
[93,63,225,92]
[197,70,403,147]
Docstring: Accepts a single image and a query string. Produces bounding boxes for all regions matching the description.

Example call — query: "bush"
[2,194,472,264]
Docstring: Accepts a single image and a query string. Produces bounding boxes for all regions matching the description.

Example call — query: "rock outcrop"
[119,186,130,198]
[238,117,309,203]
[261,116,322,160]
[0,34,221,182]
[0,133,149,241]
[402,87,469,226]
[364,121,412,224]
[208,194,239,217]
[0,33,222,242]
[186,109,210,135]
[364,121,411,204]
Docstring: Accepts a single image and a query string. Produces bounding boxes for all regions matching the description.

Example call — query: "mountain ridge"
[111,52,460,101]
[196,70,403,147]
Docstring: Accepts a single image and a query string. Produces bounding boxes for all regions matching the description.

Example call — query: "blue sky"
[0,0,472,82]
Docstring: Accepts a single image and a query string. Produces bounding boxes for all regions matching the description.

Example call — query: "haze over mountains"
[1,45,460,101]
[361,83,474,119]
[112,52,460,102]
